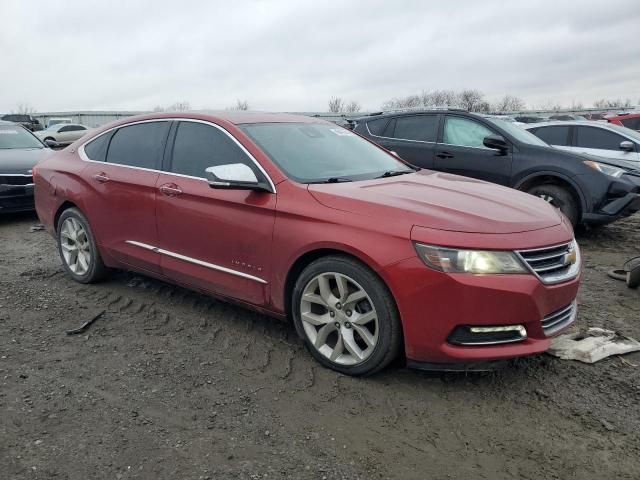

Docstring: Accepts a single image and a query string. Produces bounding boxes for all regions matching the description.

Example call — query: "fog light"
[448,325,527,345]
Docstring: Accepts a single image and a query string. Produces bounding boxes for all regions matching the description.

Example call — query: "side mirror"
[620,140,635,152]
[483,134,509,152]
[44,139,63,149]
[205,163,273,192]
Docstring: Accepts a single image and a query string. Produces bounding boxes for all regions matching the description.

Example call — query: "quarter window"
[366,118,388,136]
[83,132,113,162]
[531,126,570,146]
[106,122,169,169]
[170,121,256,178]
[443,117,494,148]
[575,126,626,151]
[391,115,438,142]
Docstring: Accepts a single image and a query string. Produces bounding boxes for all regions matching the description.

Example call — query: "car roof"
[607,112,640,120]
[523,121,591,128]
[353,108,472,122]
[114,111,330,126]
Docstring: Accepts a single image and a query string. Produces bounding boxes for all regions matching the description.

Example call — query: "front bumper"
[0,183,35,213]
[383,256,580,365]
[583,175,640,225]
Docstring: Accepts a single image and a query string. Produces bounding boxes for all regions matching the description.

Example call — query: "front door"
[80,120,171,274]
[155,120,276,306]
[434,115,513,185]
[572,125,640,162]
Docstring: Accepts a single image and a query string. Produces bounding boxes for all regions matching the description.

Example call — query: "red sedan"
[34,112,580,375]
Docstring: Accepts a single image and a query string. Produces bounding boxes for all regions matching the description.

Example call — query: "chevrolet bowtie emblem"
[564,248,577,266]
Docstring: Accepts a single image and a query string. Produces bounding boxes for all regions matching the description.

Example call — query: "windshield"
[486,118,549,147]
[240,123,413,183]
[0,125,44,149]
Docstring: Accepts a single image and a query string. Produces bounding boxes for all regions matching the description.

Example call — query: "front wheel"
[57,208,108,283]
[527,184,579,227]
[292,256,402,376]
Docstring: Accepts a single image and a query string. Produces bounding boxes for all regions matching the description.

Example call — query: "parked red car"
[34,112,581,375]
[607,113,640,131]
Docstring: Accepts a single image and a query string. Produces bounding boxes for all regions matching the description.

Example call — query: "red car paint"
[34,112,580,366]
[606,113,640,131]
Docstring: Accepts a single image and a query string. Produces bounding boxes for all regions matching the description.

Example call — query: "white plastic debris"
[548,327,640,363]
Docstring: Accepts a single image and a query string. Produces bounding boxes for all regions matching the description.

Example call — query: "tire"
[527,184,579,227]
[57,208,108,283]
[292,255,402,376]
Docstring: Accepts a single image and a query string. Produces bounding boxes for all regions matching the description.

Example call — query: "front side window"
[106,122,169,169]
[575,126,626,151]
[170,121,256,178]
[0,125,43,149]
[531,126,570,146]
[241,122,412,183]
[391,115,438,142]
[443,116,494,148]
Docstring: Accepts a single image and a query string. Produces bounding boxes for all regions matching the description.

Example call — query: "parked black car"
[0,121,50,213]
[353,109,640,227]
[0,114,42,132]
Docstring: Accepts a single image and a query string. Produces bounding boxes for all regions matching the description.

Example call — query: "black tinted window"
[106,122,169,169]
[84,132,113,161]
[170,122,255,178]
[621,118,640,130]
[392,115,438,142]
[575,126,625,151]
[366,118,388,136]
[531,126,570,146]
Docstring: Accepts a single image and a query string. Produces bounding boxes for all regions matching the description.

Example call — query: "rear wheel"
[292,255,402,376]
[57,208,108,283]
[527,184,579,227]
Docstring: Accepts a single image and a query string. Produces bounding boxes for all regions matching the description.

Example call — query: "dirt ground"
[1,212,639,480]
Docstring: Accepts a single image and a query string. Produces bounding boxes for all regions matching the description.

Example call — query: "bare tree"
[12,103,37,114]
[152,105,165,112]
[168,101,191,111]
[457,89,485,112]
[493,95,526,112]
[537,99,563,111]
[328,96,345,113]
[234,99,250,111]
[593,98,633,109]
[344,101,361,113]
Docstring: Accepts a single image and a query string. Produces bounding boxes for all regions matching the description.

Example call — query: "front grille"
[541,301,577,336]
[517,242,580,284]
[0,175,33,186]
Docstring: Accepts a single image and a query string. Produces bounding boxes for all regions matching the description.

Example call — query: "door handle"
[436,152,454,159]
[159,183,183,196]
[92,172,110,183]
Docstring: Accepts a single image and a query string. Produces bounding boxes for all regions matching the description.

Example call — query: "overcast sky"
[1,0,639,113]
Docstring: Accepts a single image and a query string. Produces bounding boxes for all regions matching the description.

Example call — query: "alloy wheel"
[60,217,92,275]
[300,272,379,366]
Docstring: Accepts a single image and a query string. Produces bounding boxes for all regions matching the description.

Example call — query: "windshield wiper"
[376,170,414,179]
[309,177,353,184]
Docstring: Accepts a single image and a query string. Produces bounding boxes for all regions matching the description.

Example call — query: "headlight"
[584,160,626,178]
[414,243,527,274]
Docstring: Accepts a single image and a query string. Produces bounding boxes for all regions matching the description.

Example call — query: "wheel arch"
[514,172,587,218]
[53,200,79,231]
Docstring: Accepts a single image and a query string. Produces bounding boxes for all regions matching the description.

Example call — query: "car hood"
[0,147,50,173]
[308,170,562,234]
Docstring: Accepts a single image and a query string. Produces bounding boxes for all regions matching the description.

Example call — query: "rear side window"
[443,116,494,148]
[106,122,169,169]
[531,125,570,146]
[621,117,640,130]
[83,132,113,162]
[392,115,439,142]
[366,118,388,136]
[170,121,256,178]
[575,126,625,151]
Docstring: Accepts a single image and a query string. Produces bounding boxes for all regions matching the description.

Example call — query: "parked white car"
[35,123,91,145]
[525,121,640,163]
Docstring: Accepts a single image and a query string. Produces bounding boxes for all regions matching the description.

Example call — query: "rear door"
[364,114,440,169]
[155,120,276,305]
[80,120,171,274]
[434,115,513,185]
[528,125,572,153]
[573,125,639,162]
